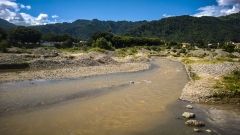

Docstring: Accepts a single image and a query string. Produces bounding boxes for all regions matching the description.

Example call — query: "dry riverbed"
[0,48,151,82]
[0,63,150,82]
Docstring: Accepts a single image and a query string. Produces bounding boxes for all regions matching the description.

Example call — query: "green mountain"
[2,13,240,43]
[31,19,147,40]
[0,19,16,30]
[123,13,240,43]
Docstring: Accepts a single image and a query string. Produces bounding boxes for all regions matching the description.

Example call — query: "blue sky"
[0,0,240,25]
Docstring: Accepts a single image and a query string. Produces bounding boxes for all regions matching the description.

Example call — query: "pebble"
[129,81,134,84]
[194,128,201,132]
[206,129,211,133]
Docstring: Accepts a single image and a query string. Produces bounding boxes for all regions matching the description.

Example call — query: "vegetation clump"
[214,69,240,99]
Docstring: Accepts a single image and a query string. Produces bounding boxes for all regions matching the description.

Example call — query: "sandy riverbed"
[0,62,151,82]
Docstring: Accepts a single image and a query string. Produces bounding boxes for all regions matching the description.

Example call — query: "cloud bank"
[0,0,57,25]
[194,0,240,17]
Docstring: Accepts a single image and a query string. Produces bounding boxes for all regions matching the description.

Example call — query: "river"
[0,58,239,135]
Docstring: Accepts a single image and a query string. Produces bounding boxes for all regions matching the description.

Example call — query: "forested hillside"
[31,19,147,40]
[124,13,240,43]
[0,19,16,30]
[1,13,240,43]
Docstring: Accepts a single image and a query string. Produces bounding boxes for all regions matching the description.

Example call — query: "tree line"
[1,26,239,53]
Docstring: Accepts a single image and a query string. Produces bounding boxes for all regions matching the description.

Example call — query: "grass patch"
[181,58,195,64]
[60,47,84,53]
[213,69,240,98]
[87,47,106,53]
[181,57,238,65]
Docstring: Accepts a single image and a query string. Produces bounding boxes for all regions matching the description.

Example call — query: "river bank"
[0,48,151,82]
[1,47,240,106]
[0,63,150,82]
[171,57,240,105]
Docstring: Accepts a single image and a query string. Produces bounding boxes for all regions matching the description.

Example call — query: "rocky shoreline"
[179,59,240,103]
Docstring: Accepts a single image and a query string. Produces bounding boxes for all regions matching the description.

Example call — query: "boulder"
[185,120,205,127]
[182,112,195,119]
[186,105,193,109]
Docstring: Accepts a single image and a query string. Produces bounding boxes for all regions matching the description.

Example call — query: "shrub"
[172,49,177,53]
[92,37,115,51]
[117,48,127,57]
[128,47,138,55]
[0,40,9,52]
[223,43,235,53]
[179,48,187,54]
[150,46,161,52]
[214,69,240,97]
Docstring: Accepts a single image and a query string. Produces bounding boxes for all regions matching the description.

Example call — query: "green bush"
[150,46,161,51]
[117,48,127,57]
[128,47,138,55]
[214,69,240,97]
[0,40,9,52]
[223,43,235,53]
[92,37,115,51]
[179,48,187,54]
[143,46,151,50]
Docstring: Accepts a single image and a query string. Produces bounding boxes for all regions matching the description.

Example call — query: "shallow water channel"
[0,58,239,135]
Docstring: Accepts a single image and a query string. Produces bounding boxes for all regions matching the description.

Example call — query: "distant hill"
[0,19,16,30]
[123,13,240,43]
[31,19,147,40]
[2,13,240,43]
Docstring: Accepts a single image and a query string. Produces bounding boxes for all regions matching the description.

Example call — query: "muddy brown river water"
[0,58,239,135]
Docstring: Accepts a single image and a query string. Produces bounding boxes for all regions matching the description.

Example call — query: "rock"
[186,105,193,109]
[206,129,211,133]
[182,112,195,119]
[194,128,201,132]
[185,120,205,127]
[129,81,134,84]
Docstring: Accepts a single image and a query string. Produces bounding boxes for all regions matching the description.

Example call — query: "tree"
[0,40,9,52]
[61,39,73,48]
[0,27,7,40]
[92,37,114,50]
[196,40,205,48]
[9,26,42,43]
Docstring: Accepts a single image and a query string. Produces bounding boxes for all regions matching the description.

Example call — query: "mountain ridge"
[1,13,240,43]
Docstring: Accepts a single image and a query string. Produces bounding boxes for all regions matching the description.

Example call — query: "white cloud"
[36,13,48,21]
[163,13,174,18]
[52,15,58,19]
[194,0,240,17]
[20,4,31,10]
[0,0,55,25]
[217,0,240,6]
[0,0,19,11]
